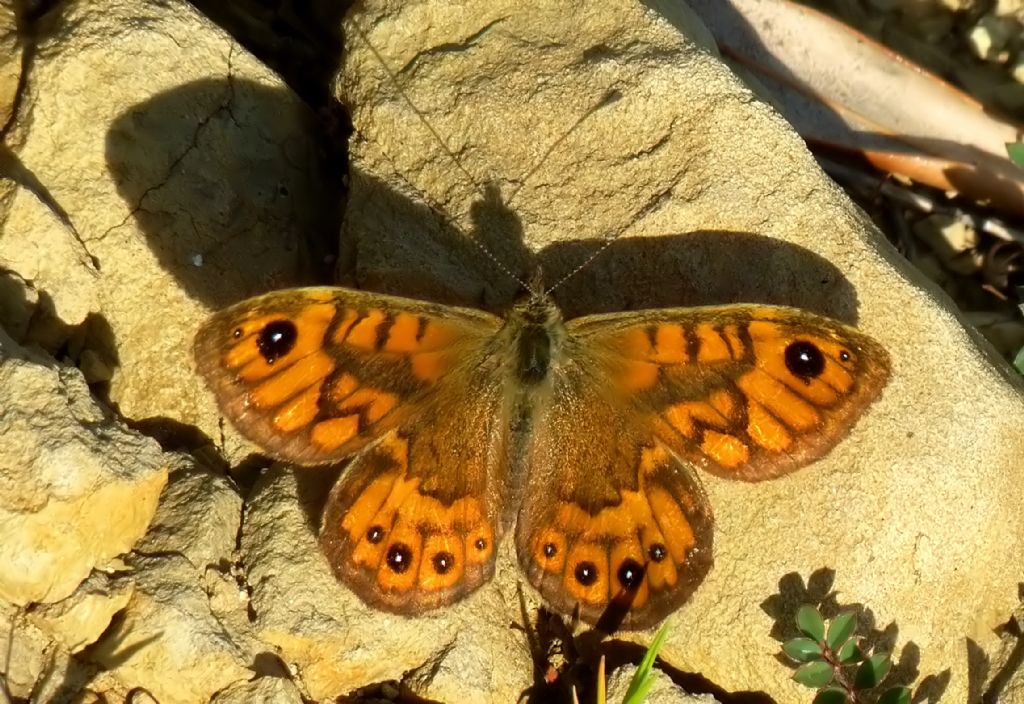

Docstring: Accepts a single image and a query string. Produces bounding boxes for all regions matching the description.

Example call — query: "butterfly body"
[195,285,889,629]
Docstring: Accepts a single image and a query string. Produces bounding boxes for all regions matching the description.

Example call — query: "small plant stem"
[821,646,858,703]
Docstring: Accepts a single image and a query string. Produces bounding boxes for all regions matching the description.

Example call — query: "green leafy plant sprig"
[782,605,910,704]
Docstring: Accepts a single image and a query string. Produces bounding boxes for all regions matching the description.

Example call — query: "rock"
[27,572,134,653]
[337,0,1024,701]
[967,13,1019,62]
[211,676,304,703]
[0,177,101,333]
[0,326,168,605]
[0,2,20,129]
[1,0,337,465]
[87,555,253,704]
[136,460,244,572]
[911,213,980,275]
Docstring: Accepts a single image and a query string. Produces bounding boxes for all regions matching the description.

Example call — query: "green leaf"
[877,686,911,704]
[854,652,893,689]
[1007,142,1024,168]
[826,611,858,650]
[1014,346,1024,375]
[793,661,834,689]
[796,605,826,642]
[783,637,825,662]
[622,622,670,704]
[812,687,848,704]
[836,638,863,663]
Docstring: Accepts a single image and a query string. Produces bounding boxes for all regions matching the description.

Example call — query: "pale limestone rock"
[0,177,101,330]
[211,676,304,703]
[336,0,1024,702]
[0,327,168,605]
[911,213,980,275]
[241,467,534,702]
[3,0,333,466]
[606,664,719,704]
[0,601,56,701]
[0,269,37,342]
[88,555,253,704]
[28,572,134,653]
[136,461,244,571]
[0,2,20,130]
[996,0,1024,20]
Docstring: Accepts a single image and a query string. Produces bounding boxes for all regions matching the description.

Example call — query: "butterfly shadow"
[104,77,346,310]
[337,167,865,326]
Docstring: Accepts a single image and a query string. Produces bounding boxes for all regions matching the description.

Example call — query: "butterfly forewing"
[566,304,891,481]
[193,287,502,465]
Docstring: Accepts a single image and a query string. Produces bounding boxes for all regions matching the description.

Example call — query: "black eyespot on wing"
[385,543,412,573]
[432,551,455,574]
[617,559,644,591]
[366,526,385,544]
[257,320,298,364]
[784,340,825,379]
[574,561,598,586]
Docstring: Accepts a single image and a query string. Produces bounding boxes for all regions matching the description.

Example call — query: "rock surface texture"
[0,0,1021,702]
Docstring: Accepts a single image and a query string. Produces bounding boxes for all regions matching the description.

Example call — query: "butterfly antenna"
[503,89,622,211]
[351,23,624,297]
[351,21,534,294]
[542,234,618,297]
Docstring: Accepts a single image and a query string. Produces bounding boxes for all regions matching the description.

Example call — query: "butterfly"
[193,282,889,630]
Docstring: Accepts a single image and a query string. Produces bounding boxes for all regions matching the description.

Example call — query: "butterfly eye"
[257,320,298,364]
[784,340,826,379]
[385,543,413,573]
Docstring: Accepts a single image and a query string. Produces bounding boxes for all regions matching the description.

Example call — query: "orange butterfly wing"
[574,305,892,480]
[194,287,510,611]
[193,287,501,464]
[516,304,889,629]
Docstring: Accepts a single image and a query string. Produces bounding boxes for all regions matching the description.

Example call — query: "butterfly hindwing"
[319,379,509,612]
[516,373,715,629]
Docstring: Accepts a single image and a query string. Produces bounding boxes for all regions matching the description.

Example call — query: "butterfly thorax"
[508,293,565,386]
